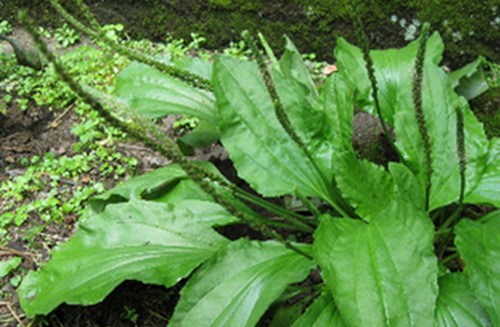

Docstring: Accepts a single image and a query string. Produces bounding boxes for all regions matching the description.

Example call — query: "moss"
[1,0,499,68]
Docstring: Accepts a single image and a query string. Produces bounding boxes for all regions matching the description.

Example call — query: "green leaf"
[172,57,213,81]
[291,292,346,327]
[18,200,229,317]
[389,162,425,210]
[449,56,489,100]
[455,216,500,325]
[212,56,333,202]
[87,164,187,212]
[316,74,354,154]
[0,257,22,278]
[268,299,307,327]
[179,120,220,148]
[112,62,217,122]
[435,273,492,327]
[169,239,314,327]
[153,178,240,227]
[314,196,437,326]
[333,151,394,220]
[279,35,318,99]
[465,138,500,207]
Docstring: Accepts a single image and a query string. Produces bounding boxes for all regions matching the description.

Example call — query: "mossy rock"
[2,0,499,68]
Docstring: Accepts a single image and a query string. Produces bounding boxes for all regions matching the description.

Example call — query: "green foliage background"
[2,0,500,67]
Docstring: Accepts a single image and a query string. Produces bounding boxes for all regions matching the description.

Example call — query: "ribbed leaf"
[314,196,437,326]
[279,35,318,99]
[291,292,346,327]
[87,162,242,227]
[172,57,213,81]
[455,216,500,325]
[213,56,332,201]
[333,151,394,220]
[18,200,229,317]
[389,162,425,210]
[317,74,353,154]
[449,56,488,100]
[435,273,492,327]
[465,138,500,206]
[169,239,314,327]
[88,164,187,212]
[113,62,216,122]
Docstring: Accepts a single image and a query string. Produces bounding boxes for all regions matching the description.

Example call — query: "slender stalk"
[349,3,405,165]
[20,11,312,260]
[437,204,465,234]
[50,0,212,91]
[258,32,279,69]
[456,105,466,206]
[232,188,317,231]
[242,30,357,219]
[439,253,459,266]
[412,23,433,211]
[294,187,322,219]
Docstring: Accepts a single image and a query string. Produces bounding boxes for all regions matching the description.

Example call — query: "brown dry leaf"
[80,174,92,183]
[323,64,338,75]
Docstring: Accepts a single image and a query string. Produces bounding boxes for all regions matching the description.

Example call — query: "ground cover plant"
[10,0,500,325]
[0,13,219,325]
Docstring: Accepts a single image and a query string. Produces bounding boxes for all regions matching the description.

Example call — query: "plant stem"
[294,187,322,219]
[456,105,466,206]
[439,253,459,266]
[232,188,317,231]
[412,23,433,211]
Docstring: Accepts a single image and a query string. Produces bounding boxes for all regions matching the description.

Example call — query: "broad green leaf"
[88,164,186,212]
[461,101,490,199]
[449,56,488,100]
[333,151,394,220]
[169,239,314,327]
[389,162,425,210]
[435,273,492,327]
[112,62,217,122]
[317,74,353,154]
[213,56,334,201]
[465,138,500,207]
[18,201,229,317]
[291,292,346,327]
[279,35,318,99]
[455,216,500,325]
[314,196,437,326]
[172,57,213,81]
[179,120,220,148]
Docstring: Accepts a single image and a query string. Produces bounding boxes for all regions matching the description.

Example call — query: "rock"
[351,110,398,166]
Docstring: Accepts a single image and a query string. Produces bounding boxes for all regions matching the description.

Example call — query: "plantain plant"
[16,1,500,326]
